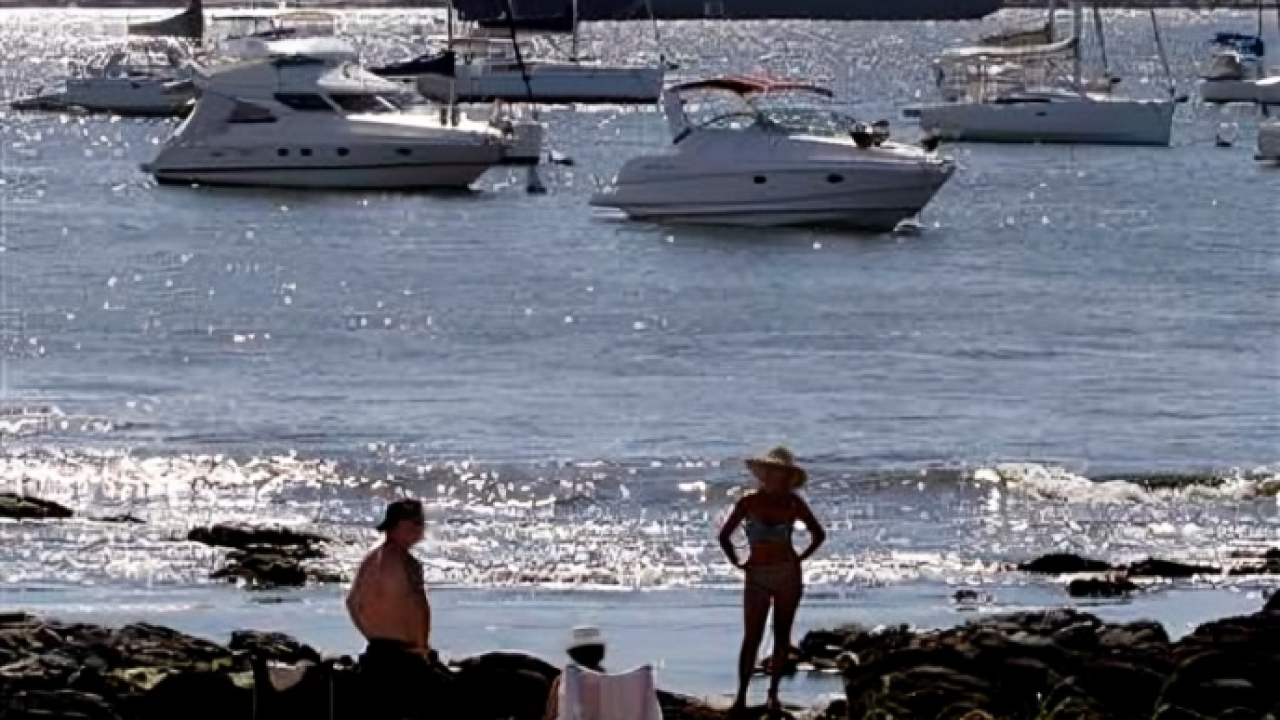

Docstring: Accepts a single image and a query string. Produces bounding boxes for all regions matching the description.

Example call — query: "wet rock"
[1125,558,1220,578]
[1017,553,1113,574]
[0,492,73,520]
[226,631,320,665]
[187,524,329,554]
[2,689,121,720]
[1067,577,1136,598]
[211,549,313,589]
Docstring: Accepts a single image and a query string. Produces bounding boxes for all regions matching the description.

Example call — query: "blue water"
[0,6,1277,702]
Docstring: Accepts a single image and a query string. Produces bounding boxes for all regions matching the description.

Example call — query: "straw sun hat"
[744,446,808,489]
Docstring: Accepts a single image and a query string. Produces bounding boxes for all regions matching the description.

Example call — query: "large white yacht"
[914,2,1179,146]
[589,75,955,230]
[143,51,513,190]
[10,38,195,117]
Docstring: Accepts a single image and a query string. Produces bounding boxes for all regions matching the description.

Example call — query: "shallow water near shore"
[0,6,1278,703]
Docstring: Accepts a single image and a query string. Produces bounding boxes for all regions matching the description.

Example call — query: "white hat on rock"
[566,625,605,651]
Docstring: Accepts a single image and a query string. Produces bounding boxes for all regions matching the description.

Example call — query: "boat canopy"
[937,36,1077,63]
[1211,32,1265,58]
[127,0,204,40]
[979,22,1053,48]
[669,75,834,98]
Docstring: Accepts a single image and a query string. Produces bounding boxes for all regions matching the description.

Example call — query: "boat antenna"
[499,0,546,194]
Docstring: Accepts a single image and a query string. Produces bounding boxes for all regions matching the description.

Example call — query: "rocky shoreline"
[0,612,746,720]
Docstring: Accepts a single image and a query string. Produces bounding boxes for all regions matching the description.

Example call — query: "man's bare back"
[347,501,432,653]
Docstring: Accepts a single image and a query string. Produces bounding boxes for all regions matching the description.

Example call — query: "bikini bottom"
[744,562,802,597]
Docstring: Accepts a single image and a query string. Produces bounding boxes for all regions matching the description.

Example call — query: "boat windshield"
[685,92,857,137]
[329,93,401,115]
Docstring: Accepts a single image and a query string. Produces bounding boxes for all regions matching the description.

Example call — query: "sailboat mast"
[571,0,579,62]
[1092,4,1108,79]
[1071,1,1084,94]
[1046,0,1056,41]
[1149,9,1174,99]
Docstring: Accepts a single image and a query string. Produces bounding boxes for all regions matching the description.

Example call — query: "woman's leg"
[735,573,772,711]
[766,565,804,708]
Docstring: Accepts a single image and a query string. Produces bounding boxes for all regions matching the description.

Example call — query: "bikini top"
[743,496,797,545]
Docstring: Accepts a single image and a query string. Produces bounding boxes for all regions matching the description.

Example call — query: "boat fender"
[850,122,874,149]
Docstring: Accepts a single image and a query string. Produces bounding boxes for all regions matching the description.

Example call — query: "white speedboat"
[143,51,510,190]
[1198,0,1280,105]
[10,38,195,117]
[1200,41,1268,104]
[915,2,1178,146]
[1257,120,1280,162]
[589,75,955,230]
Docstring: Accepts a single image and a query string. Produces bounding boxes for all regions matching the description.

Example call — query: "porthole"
[827,174,843,184]
[301,148,313,157]
[277,148,289,157]
[396,148,412,156]
[337,147,350,157]
[753,176,766,184]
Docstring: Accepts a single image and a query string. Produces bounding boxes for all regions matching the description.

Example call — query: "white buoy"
[1215,121,1238,148]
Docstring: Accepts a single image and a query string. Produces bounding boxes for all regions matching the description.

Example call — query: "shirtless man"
[347,499,448,716]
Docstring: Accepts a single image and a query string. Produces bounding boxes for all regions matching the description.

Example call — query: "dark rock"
[1017,553,1113,574]
[1151,705,1207,720]
[1264,591,1280,615]
[1051,622,1098,650]
[0,493,73,520]
[211,549,311,589]
[1126,558,1220,578]
[94,514,145,524]
[187,524,329,553]
[1067,577,1137,598]
[226,631,320,665]
[134,671,252,720]
[2,689,121,720]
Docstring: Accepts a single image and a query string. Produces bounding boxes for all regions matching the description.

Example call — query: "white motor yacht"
[915,2,1178,146]
[11,38,195,117]
[1257,120,1280,162]
[214,10,342,61]
[143,51,511,190]
[589,75,955,230]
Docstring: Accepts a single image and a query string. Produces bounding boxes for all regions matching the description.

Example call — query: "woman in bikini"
[718,446,826,716]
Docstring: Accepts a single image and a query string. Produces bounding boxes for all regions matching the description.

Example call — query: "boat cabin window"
[328,94,399,115]
[228,101,277,123]
[274,93,335,112]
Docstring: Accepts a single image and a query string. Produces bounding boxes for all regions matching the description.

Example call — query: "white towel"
[558,663,663,720]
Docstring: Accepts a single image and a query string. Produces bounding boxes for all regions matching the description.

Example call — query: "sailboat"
[369,0,664,104]
[1199,0,1280,105]
[914,1,1179,146]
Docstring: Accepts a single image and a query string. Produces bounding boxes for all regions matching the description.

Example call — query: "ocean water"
[0,7,1277,703]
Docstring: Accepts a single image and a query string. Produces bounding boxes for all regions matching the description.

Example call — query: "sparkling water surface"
[0,7,1277,701]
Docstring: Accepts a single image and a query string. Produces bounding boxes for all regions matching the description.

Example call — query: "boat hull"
[918,98,1176,146]
[590,163,954,231]
[456,0,1002,21]
[1201,77,1280,104]
[11,80,191,118]
[149,161,497,189]
[415,65,664,104]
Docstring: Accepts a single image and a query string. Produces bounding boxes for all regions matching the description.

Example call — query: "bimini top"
[668,75,834,98]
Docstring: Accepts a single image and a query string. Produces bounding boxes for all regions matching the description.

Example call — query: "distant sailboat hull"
[918,96,1176,146]
[11,78,191,117]
[414,63,664,104]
